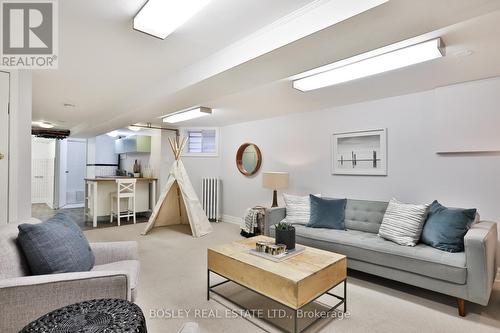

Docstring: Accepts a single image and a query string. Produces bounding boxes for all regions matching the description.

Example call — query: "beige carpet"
[85,223,500,333]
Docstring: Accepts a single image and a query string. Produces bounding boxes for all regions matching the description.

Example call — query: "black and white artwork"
[332,129,387,175]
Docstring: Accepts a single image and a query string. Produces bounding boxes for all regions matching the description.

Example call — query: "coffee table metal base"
[207,269,347,333]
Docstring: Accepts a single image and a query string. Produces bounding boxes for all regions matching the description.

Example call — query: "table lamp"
[262,172,289,207]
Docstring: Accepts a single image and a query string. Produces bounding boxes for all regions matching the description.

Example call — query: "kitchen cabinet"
[115,136,151,154]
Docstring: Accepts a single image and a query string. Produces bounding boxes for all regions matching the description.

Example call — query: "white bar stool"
[110,179,137,226]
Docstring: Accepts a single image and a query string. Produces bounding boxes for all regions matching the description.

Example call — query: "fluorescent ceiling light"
[293,38,445,92]
[163,107,212,124]
[32,121,54,129]
[134,0,211,39]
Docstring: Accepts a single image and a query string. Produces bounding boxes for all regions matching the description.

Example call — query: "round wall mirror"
[236,143,262,176]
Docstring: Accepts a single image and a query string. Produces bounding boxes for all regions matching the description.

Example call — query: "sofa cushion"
[421,201,477,252]
[270,225,467,284]
[92,260,139,291]
[307,195,346,230]
[0,220,40,279]
[345,199,388,234]
[17,214,95,275]
[378,198,428,246]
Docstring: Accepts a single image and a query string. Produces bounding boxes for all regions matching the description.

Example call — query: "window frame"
[181,127,220,157]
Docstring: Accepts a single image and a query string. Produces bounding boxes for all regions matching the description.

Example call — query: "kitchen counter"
[85,177,158,181]
[85,177,158,227]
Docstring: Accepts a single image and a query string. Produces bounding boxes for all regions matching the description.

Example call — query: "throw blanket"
[241,207,266,235]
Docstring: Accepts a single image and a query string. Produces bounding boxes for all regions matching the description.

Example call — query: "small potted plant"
[275,221,295,250]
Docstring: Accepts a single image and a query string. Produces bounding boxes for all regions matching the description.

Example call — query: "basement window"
[182,128,219,157]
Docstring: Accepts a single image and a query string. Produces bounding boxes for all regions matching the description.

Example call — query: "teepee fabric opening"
[142,137,213,238]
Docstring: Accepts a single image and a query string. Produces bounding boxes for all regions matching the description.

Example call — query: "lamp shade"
[262,172,289,190]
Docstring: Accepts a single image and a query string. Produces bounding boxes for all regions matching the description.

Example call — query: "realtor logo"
[0,0,58,68]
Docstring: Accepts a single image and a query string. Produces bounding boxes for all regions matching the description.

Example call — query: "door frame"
[0,71,10,224]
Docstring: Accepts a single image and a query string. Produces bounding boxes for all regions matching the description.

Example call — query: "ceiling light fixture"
[162,107,212,124]
[293,38,445,92]
[134,0,211,39]
[128,125,142,132]
[106,131,119,138]
[32,121,55,129]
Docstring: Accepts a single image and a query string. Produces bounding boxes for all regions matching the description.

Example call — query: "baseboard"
[222,214,242,226]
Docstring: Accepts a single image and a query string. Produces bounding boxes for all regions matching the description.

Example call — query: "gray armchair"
[0,220,140,332]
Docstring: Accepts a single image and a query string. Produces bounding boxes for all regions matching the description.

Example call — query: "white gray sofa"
[0,219,140,332]
[267,199,497,316]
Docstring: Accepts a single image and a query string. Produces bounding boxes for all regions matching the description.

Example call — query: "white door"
[31,138,56,207]
[65,140,86,206]
[0,72,9,223]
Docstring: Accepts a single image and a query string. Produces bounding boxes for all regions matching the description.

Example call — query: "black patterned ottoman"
[20,299,147,333]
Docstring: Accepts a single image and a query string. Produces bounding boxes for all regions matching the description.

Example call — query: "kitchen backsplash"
[120,153,154,177]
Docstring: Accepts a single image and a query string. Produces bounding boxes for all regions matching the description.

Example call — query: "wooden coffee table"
[207,236,347,333]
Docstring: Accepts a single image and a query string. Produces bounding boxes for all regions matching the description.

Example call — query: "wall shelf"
[436,150,500,155]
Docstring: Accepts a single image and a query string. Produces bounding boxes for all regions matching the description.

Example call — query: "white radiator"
[202,177,221,222]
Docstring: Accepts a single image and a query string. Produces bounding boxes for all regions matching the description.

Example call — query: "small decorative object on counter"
[265,244,287,256]
[250,238,306,262]
[133,159,141,177]
[275,221,296,250]
[143,165,154,178]
[256,241,272,252]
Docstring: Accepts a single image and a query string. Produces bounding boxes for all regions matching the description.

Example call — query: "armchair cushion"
[91,241,138,265]
[17,213,95,275]
[0,271,128,333]
[92,260,139,291]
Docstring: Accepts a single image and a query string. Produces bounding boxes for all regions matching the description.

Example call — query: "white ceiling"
[32,0,500,136]
[33,0,318,132]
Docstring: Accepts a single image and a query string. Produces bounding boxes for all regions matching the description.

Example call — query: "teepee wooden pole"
[168,136,188,161]
[168,137,176,157]
[179,137,188,155]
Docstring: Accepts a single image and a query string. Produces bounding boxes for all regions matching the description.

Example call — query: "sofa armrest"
[464,221,497,305]
[0,271,129,333]
[265,207,286,236]
[91,241,139,265]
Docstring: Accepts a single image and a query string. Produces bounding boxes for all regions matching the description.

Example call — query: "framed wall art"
[331,129,387,176]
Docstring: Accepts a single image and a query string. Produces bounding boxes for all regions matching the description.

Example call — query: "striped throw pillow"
[378,198,429,246]
[283,193,318,225]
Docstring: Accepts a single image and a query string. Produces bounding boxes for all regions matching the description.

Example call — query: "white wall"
[120,153,150,175]
[86,135,117,177]
[183,157,221,197]
[180,76,500,263]
[216,78,500,221]
[8,70,32,222]
[95,135,117,164]
[157,130,221,201]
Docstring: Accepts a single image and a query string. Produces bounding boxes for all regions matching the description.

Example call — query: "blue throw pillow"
[421,200,476,252]
[307,195,346,230]
[17,213,95,275]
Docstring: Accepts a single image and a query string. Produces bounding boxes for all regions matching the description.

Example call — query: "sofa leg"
[457,298,466,317]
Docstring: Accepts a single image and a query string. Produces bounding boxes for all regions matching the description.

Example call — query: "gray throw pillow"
[307,195,346,230]
[17,213,95,275]
[378,198,428,246]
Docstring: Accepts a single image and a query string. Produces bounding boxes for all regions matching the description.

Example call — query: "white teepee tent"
[142,137,213,238]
